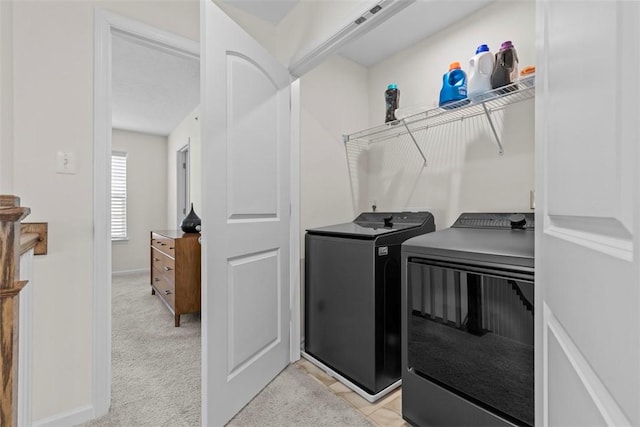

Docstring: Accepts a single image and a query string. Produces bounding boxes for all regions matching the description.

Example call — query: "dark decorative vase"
[181,203,201,233]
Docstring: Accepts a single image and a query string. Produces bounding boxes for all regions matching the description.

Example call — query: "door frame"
[290,79,301,362]
[93,8,302,420]
[177,141,191,228]
[92,9,200,419]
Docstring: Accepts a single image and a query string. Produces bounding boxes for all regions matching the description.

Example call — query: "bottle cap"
[387,83,398,90]
[500,40,514,50]
[475,44,490,54]
[520,65,536,76]
[449,61,461,70]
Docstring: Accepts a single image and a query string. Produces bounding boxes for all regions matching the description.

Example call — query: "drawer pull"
[164,266,173,271]
[160,243,166,246]
[153,257,160,262]
[154,278,160,282]
[169,247,175,250]
[163,290,172,295]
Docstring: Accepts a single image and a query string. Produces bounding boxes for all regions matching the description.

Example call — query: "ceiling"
[337,1,493,67]
[111,0,492,136]
[223,0,299,24]
[222,0,492,67]
[111,34,200,136]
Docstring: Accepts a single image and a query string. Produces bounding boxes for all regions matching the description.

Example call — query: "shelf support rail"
[401,120,427,166]
[482,103,504,155]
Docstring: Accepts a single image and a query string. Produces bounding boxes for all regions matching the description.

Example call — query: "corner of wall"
[211,0,277,57]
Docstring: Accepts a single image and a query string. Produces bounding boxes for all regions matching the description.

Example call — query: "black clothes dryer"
[304,211,435,401]
[402,212,535,427]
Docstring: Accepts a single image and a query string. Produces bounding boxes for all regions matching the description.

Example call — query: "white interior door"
[536,1,639,425]
[200,1,291,425]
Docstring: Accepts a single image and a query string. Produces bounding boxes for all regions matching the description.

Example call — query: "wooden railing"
[0,195,46,426]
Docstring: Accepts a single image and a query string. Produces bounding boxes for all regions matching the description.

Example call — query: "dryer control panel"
[452,212,535,230]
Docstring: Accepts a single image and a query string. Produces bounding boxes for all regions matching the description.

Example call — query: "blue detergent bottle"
[439,61,470,109]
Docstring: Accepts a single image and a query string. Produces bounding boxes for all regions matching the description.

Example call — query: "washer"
[304,211,435,402]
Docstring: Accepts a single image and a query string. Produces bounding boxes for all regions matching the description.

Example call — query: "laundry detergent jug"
[439,62,469,109]
[468,44,495,102]
[385,84,400,123]
[491,40,519,91]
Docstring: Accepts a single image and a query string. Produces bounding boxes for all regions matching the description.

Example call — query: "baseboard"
[33,404,95,427]
[112,268,149,276]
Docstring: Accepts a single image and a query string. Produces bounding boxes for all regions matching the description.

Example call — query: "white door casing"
[93,9,200,421]
[177,142,190,228]
[535,1,639,426]
[201,1,291,425]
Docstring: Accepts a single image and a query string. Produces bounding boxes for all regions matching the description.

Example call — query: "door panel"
[227,249,280,378]
[201,1,291,425]
[547,328,607,427]
[536,1,639,425]
[546,2,618,217]
[227,54,279,219]
[544,1,634,259]
[545,303,628,427]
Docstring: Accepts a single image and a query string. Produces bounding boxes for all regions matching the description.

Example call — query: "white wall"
[167,105,200,230]
[112,129,167,273]
[297,53,369,344]
[366,1,535,228]
[300,55,370,236]
[0,0,13,193]
[10,0,198,422]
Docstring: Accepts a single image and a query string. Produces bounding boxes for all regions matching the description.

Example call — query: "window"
[111,151,127,240]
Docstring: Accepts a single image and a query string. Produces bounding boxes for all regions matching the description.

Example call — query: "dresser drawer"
[151,248,175,273]
[152,271,175,310]
[151,233,176,257]
[151,265,175,292]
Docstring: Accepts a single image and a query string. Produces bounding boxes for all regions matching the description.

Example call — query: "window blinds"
[111,151,127,240]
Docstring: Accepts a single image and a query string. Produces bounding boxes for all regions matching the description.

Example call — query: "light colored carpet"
[79,272,371,427]
[80,272,201,427]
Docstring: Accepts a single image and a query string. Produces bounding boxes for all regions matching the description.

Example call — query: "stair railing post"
[0,195,31,427]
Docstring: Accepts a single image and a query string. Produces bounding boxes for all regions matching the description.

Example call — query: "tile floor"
[296,358,409,427]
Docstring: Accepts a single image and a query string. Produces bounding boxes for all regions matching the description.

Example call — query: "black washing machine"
[304,211,435,401]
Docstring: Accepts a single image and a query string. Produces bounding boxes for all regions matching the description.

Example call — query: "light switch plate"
[56,151,76,174]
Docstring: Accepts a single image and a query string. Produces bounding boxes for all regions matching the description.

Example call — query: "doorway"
[94,9,200,419]
[177,143,190,229]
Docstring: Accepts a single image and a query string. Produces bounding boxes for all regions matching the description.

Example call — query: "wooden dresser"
[150,230,201,326]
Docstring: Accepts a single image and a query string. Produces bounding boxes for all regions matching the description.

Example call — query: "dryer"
[402,212,535,427]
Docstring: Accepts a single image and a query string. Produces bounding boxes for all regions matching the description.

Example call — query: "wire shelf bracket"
[402,119,427,166]
[482,102,503,155]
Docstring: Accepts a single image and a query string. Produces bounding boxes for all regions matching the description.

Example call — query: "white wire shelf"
[343,76,535,163]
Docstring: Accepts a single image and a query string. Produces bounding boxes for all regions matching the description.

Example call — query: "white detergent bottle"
[468,44,494,102]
